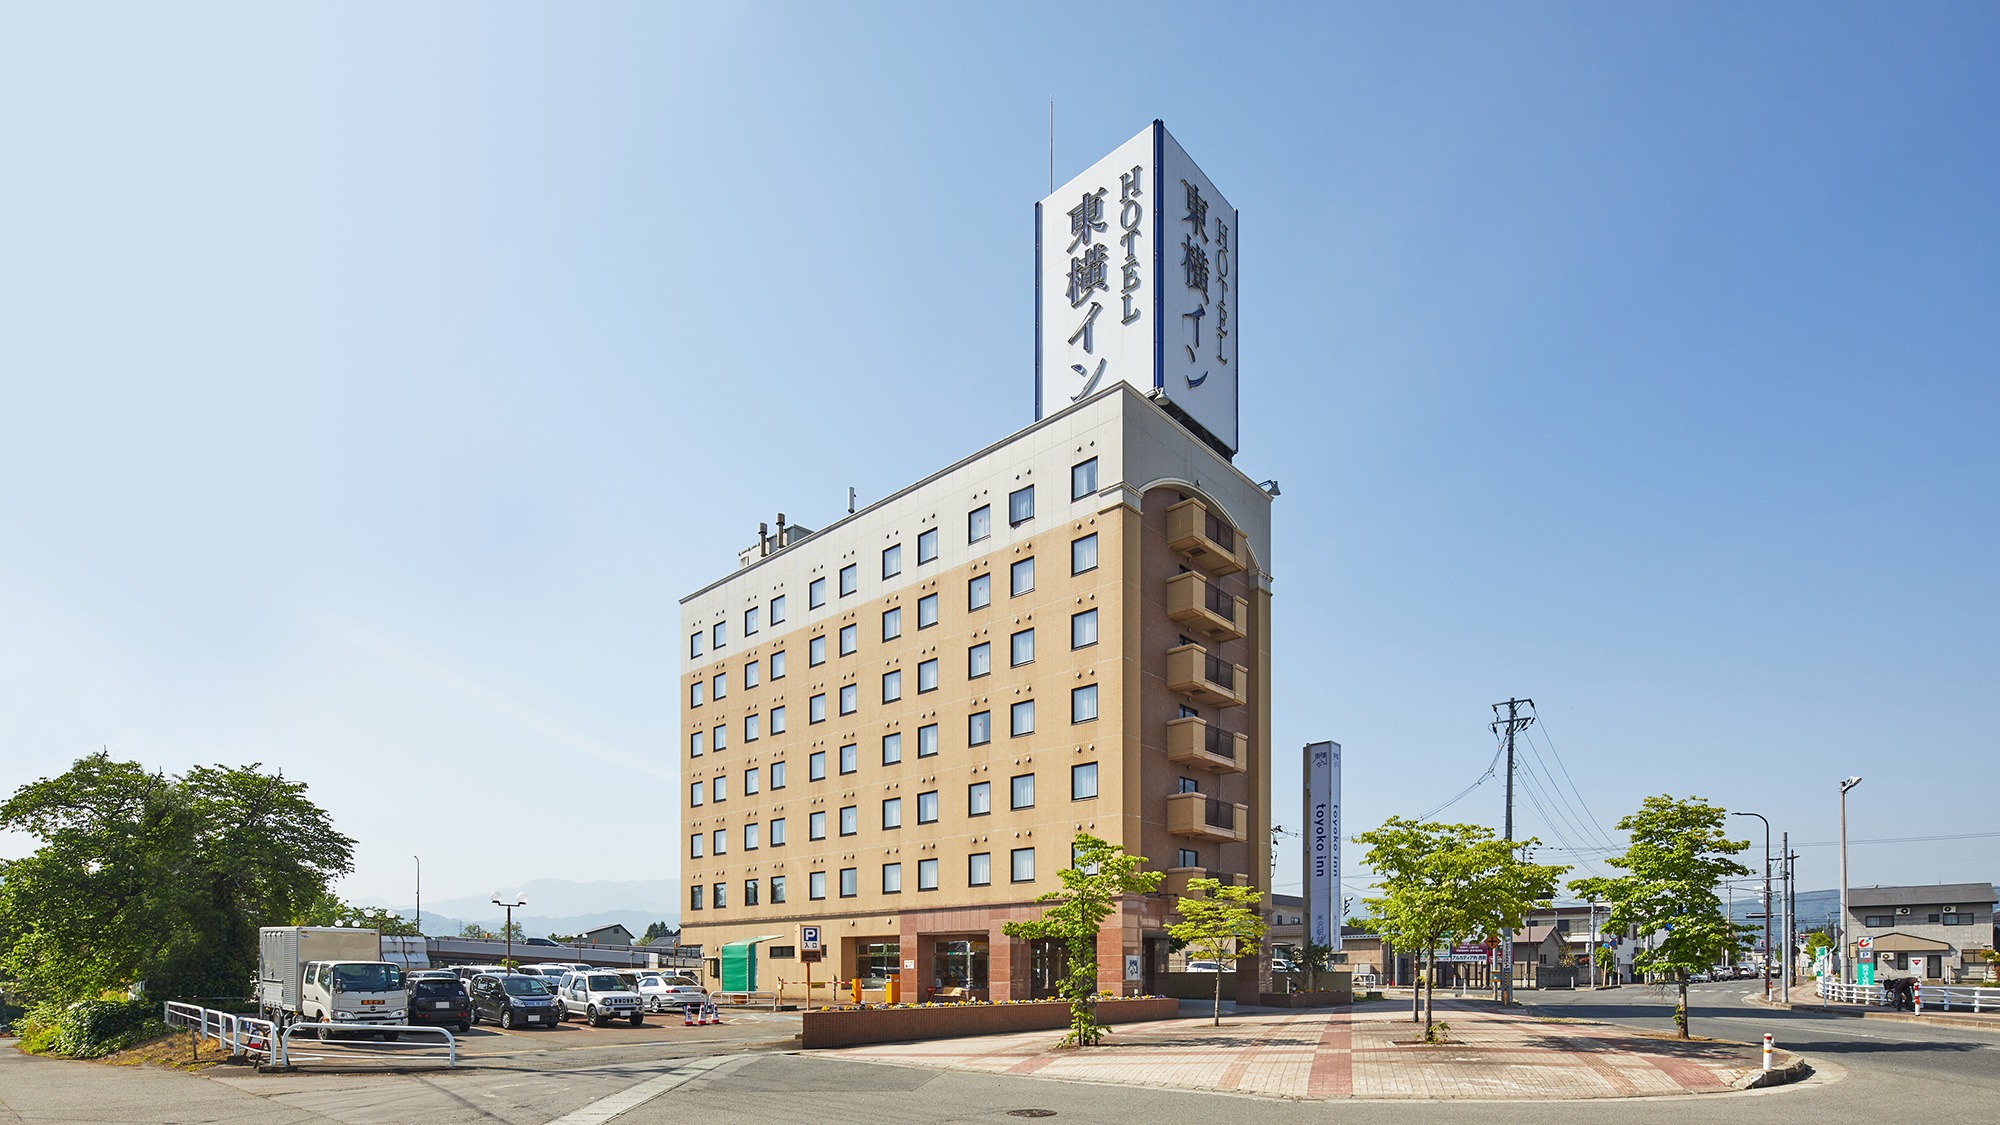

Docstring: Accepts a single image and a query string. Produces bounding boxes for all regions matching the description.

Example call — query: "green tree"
[1298,941,1336,992]
[640,921,674,945]
[459,922,496,940]
[1001,833,1163,1046]
[0,753,353,1003]
[1169,879,1269,1026]
[1353,817,1567,1042]
[1592,944,1615,986]
[1570,795,1752,1039]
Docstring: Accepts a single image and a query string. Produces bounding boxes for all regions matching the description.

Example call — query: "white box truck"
[255,926,409,1034]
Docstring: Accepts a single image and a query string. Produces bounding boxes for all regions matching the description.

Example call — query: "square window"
[882,797,902,828]
[917,592,939,629]
[713,672,727,699]
[918,527,939,564]
[1072,458,1097,500]
[712,776,726,802]
[810,693,826,723]
[770,705,786,734]
[691,680,705,707]
[882,863,902,894]
[809,577,827,609]
[969,642,991,678]
[1011,847,1035,883]
[968,505,991,543]
[882,607,901,640]
[771,761,787,788]
[839,624,857,656]
[744,606,760,636]
[839,805,857,836]
[1010,773,1035,810]
[882,670,901,702]
[691,885,704,911]
[1071,533,1098,575]
[917,790,939,824]
[712,725,727,750]
[1178,848,1199,869]
[968,710,991,745]
[1010,628,1034,667]
[969,852,992,886]
[1072,609,1098,649]
[712,882,725,909]
[839,564,858,597]
[771,875,787,903]
[745,713,760,741]
[882,544,902,579]
[810,636,826,666]
[770,595,786,625]
[690,632,704,659]
[1072,761,1098,800]
[917,658,938,693]
[968,781,990,816]
[882,732,903,764]
[744,878,759,906]
[809,810,826,840]
[1008,485,1035,526]
[745,822,760,849]
[809,871,826,900]
[839,743,857,774]
[771,650,787,678]
[918,858,938,891]
[690,730,705,757]
[809,750,826,781]
[712,828,726,855]
[712,622,727,649]
[1011,557,1034,596]
[1010,699,1035,736]
[744,660,759,689]
[689,780,703,806]
[917,723,938,757]
[838,683,857,715]
[839,868,857,898]
[771,816,787,844]
[744,767,760,794]
[1179,776,1199,793]
[1072,684,1098,724]
[690,833,703,858]
[969,573,991,610]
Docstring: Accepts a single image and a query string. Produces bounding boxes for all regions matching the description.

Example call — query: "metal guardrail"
[1815,980,1886,1005]
[713,990,780,1010]
[1816,978,2000,1013]
[163,1001,278,1062]
[277,1021,455,1067]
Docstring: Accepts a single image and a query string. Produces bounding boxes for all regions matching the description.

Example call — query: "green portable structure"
[719,935,785,993]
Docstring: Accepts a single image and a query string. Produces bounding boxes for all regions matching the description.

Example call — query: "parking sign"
[801,925,821,952]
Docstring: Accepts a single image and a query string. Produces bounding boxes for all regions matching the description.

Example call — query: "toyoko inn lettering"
[1036,121,1241,455]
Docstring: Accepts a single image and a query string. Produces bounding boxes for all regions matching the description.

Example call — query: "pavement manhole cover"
[1007,1112,1057,1119]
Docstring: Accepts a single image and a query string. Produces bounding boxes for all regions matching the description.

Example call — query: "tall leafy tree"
[1001,833,1162,1046]
[1570,795,1751,1039]
[1168,879,1269,1026]
[0,753,353,1002]
[1353,817,1567,1042]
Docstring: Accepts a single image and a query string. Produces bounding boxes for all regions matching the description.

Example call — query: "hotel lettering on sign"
[1303,741,1342,951]
[1035,120,1241,456]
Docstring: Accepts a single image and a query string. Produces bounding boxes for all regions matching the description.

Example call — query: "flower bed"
[801,996,1180,1049]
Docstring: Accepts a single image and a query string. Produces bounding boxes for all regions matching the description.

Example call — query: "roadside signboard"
[801,925,822,952]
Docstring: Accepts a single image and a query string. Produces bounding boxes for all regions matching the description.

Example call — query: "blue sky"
[2,2,1994,911]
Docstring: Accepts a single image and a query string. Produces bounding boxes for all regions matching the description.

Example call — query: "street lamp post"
[1732,811,1772,1002]
[413,856,421,937]
[1838,777,1863,984]
[493,897,526,970]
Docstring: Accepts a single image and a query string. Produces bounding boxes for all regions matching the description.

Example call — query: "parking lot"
[266,1004,801,1069]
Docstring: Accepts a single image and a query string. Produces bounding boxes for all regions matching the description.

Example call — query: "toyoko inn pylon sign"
[1035,121,1240,456]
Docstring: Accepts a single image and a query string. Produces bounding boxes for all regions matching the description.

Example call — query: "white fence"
[1815,978,2000,1014]
[162,1002,456,1068]
[162,1001,278,1062]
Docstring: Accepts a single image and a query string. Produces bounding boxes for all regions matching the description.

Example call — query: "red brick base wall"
[801,996,1181,1049]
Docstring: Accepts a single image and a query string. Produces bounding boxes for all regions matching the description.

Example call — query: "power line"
[1524,719,1622,853]
[1413,743,1504,821]
[1794,831,2000,847]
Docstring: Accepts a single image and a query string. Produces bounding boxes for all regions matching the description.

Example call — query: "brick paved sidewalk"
[820,998,1773,1100]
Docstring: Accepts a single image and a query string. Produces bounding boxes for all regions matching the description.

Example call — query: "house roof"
[1847,884,1997,909]
[1513,925,1557,944]
[1868,932,1954,953]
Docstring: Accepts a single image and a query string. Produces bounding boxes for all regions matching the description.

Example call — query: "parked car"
[1185,960,1226,973]
[468,973,559,1029]
[456,964,508,991]
[555,971,645,1026]
[405,969,459,985]
[1270,958,1302,975]
[523,937,559,947]
[630,972,706,1013]
[512,965,567,984]
[406,977,471,1031]
[1689,970,1712,983]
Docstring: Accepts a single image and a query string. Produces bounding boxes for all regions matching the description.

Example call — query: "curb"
[1732,1052,1810,1090]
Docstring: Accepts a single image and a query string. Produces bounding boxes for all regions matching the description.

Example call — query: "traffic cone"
[682,1005,697,1027]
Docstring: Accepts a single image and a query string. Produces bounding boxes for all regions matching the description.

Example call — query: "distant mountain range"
[353,877,679,940]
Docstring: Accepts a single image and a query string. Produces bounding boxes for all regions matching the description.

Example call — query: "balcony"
[1166,644,1246,708]
[1163,866,1207,897]
[1166,571,1247,641]
[1167,791,1248,843]
[1166,499,1246,576]
[1166,716,1247,773]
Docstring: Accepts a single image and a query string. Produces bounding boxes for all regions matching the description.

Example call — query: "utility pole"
[1490,697,1535,1004]
[1732,811,1772,1002]
[1779,831,1792,1004]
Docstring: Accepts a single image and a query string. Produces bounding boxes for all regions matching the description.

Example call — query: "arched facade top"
[1131,475,1268,581]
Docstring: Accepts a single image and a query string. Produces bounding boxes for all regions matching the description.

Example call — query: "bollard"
[1762,1033,1773,1072]
[1914,980,1922,1015]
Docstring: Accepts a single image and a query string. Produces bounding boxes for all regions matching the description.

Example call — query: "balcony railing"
[1166,644,1246,708]
[1165,499,1246,576]
[1166,791,1247,842]
[1166,716,1247,773]
[1166,571,1247,641]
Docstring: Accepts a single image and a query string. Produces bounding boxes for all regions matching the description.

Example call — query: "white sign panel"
[1124,954,1142,982]
[1036,120,1240,454]
[800,925,821,952]
[1303,741,1342,951]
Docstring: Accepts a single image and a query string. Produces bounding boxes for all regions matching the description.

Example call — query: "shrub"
[23,999,169,1058]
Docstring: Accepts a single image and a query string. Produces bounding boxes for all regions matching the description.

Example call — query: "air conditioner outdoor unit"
[1943,906,1957,914]
[1896,907,1911,915]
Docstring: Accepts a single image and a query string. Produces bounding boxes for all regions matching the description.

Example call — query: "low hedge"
[21,999,170,1058]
